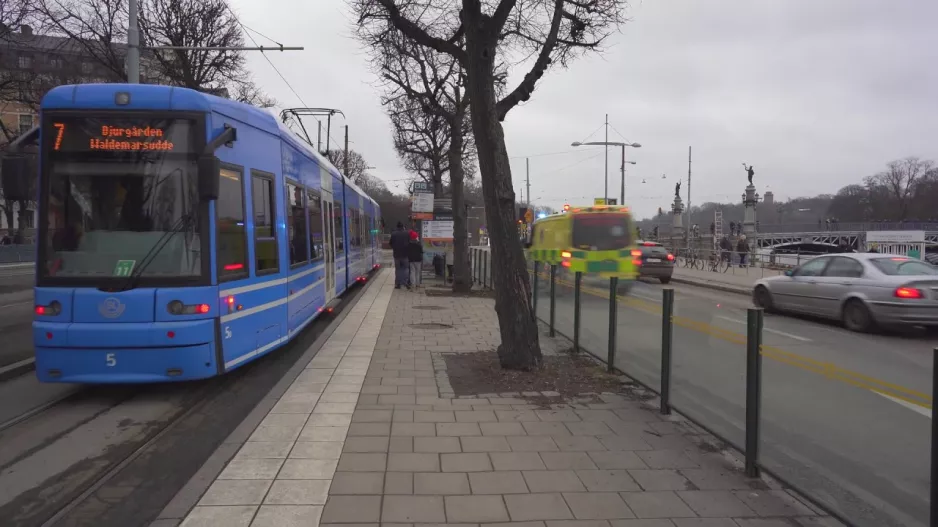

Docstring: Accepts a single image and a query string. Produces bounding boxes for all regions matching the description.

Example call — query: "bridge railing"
[0,244,35,264]
[668,246,831,271]
[756,221,938,234]
[467,244,932,527]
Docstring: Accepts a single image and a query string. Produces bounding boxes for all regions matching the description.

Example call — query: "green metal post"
[549,264,557,337]
[573,271,582,353]
[607,277,618,373]
[745,307,764,478]
[660,288,674,415]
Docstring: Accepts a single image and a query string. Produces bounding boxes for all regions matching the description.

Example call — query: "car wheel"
[842,299,874,333]
[753,286,775,312]
[659,276,671,284]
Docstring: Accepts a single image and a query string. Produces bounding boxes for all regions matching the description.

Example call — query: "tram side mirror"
[197,155,220,201]
[1,156,30,202]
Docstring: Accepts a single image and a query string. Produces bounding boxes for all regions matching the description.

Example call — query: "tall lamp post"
[572,141,641,204]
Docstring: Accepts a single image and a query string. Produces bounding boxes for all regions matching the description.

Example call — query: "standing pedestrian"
[407,230,423,289]
[737,235,750,268]
[389,222,410,289]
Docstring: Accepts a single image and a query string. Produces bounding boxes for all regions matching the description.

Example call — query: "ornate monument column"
[741,164,759,235]
[742,186,760,235]
[671,181,685,241]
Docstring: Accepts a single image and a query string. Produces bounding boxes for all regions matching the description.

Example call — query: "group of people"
[718,234,751,267]
[389,222,424,289]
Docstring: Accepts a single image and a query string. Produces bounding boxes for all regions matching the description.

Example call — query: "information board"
[412,192,434,213]
[422,220,454,241]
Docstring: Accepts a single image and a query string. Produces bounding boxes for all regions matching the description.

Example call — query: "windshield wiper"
[111,213,197,292]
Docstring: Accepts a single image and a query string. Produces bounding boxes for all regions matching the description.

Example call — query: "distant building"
[0,24,166,138]
[0,24,167,234]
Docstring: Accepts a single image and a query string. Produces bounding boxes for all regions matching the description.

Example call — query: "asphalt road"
[533,272,934,527]
[0,288,36,373]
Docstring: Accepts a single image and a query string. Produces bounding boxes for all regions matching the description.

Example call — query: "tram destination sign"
[48,116,196,154]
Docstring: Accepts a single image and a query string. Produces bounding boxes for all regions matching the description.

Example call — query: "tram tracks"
[0,276,373,527]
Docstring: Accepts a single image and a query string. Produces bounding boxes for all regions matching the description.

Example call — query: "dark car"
[636,240,674,284]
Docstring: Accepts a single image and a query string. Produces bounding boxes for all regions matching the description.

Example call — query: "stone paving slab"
[177,268,841,527]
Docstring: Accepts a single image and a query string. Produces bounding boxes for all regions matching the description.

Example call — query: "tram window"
[287,182,309,267]
[307,188,324,262]
[348,209,359,249]
[218,167,247,280]
[334,201,344,253]
[251,172,279,274]
[365,214,372,247]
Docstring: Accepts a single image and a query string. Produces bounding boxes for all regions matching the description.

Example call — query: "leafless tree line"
[2,0,274,116]
[828,157,938,223]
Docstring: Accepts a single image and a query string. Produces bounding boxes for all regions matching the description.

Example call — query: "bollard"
[483,255,488,289]
[744,307,764,478]
[472,250,477,284]
[573,271,582,353]
[549,264,557,337]
[660,288,674,415]
[932,347,938,527]
[607,277,618,373]
[532,260,539,318]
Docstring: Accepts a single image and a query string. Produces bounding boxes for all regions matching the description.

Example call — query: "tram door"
[322,191,337,302]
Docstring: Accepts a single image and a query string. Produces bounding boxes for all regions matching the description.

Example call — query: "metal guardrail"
[668,246,830,271]
[468,245,934,527]
[0,245,35,264]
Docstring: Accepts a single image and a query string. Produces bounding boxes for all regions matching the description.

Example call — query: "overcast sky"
[228,0,938,220]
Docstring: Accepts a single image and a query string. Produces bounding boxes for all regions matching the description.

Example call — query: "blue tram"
[1,84,381,383]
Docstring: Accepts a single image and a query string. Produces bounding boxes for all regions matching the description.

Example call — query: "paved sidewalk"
[177,266,839,527]
[671,266,783,295]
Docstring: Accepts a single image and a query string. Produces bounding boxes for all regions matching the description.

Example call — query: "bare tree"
[38,0,275,103]
[388,95,451,197]
[326,148,373,186]
[864,157,935,221]
[231,78,276,108]
[138,0,243,90]
[36,0,129,80]
[372,31,479,292]
[353,0,627,370]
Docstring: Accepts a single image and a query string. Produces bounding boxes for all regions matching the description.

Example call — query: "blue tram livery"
[1,84,381,383]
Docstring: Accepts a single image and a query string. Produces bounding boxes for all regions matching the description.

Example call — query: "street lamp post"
[572,141,641,204]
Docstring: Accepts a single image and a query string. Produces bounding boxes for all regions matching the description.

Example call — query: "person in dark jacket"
[407,231,423,289]
[737,235,750,267]
[389,222,410,289]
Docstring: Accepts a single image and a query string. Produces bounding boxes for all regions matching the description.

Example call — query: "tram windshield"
[40,115,203,281]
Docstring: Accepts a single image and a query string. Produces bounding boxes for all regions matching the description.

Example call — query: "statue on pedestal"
[742,163,755,185]
[674,181,681,199]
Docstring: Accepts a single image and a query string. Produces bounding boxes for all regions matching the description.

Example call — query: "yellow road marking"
[531,271,933,409]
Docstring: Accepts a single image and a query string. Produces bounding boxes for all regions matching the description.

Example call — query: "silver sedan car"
[752,253,938,332]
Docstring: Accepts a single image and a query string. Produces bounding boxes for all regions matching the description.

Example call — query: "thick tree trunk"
[15,200,28,244]
[463,19,542,370]
[449,109,471,294]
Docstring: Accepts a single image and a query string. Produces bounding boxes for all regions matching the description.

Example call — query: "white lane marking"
[0,300,32,310]
[715,315,813,342]
[630,291,661,303]
[874,391,932,419]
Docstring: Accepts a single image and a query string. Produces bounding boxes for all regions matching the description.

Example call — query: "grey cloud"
[231,0,938,219]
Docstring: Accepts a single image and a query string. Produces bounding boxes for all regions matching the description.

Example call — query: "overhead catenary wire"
[224,5,343,152]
